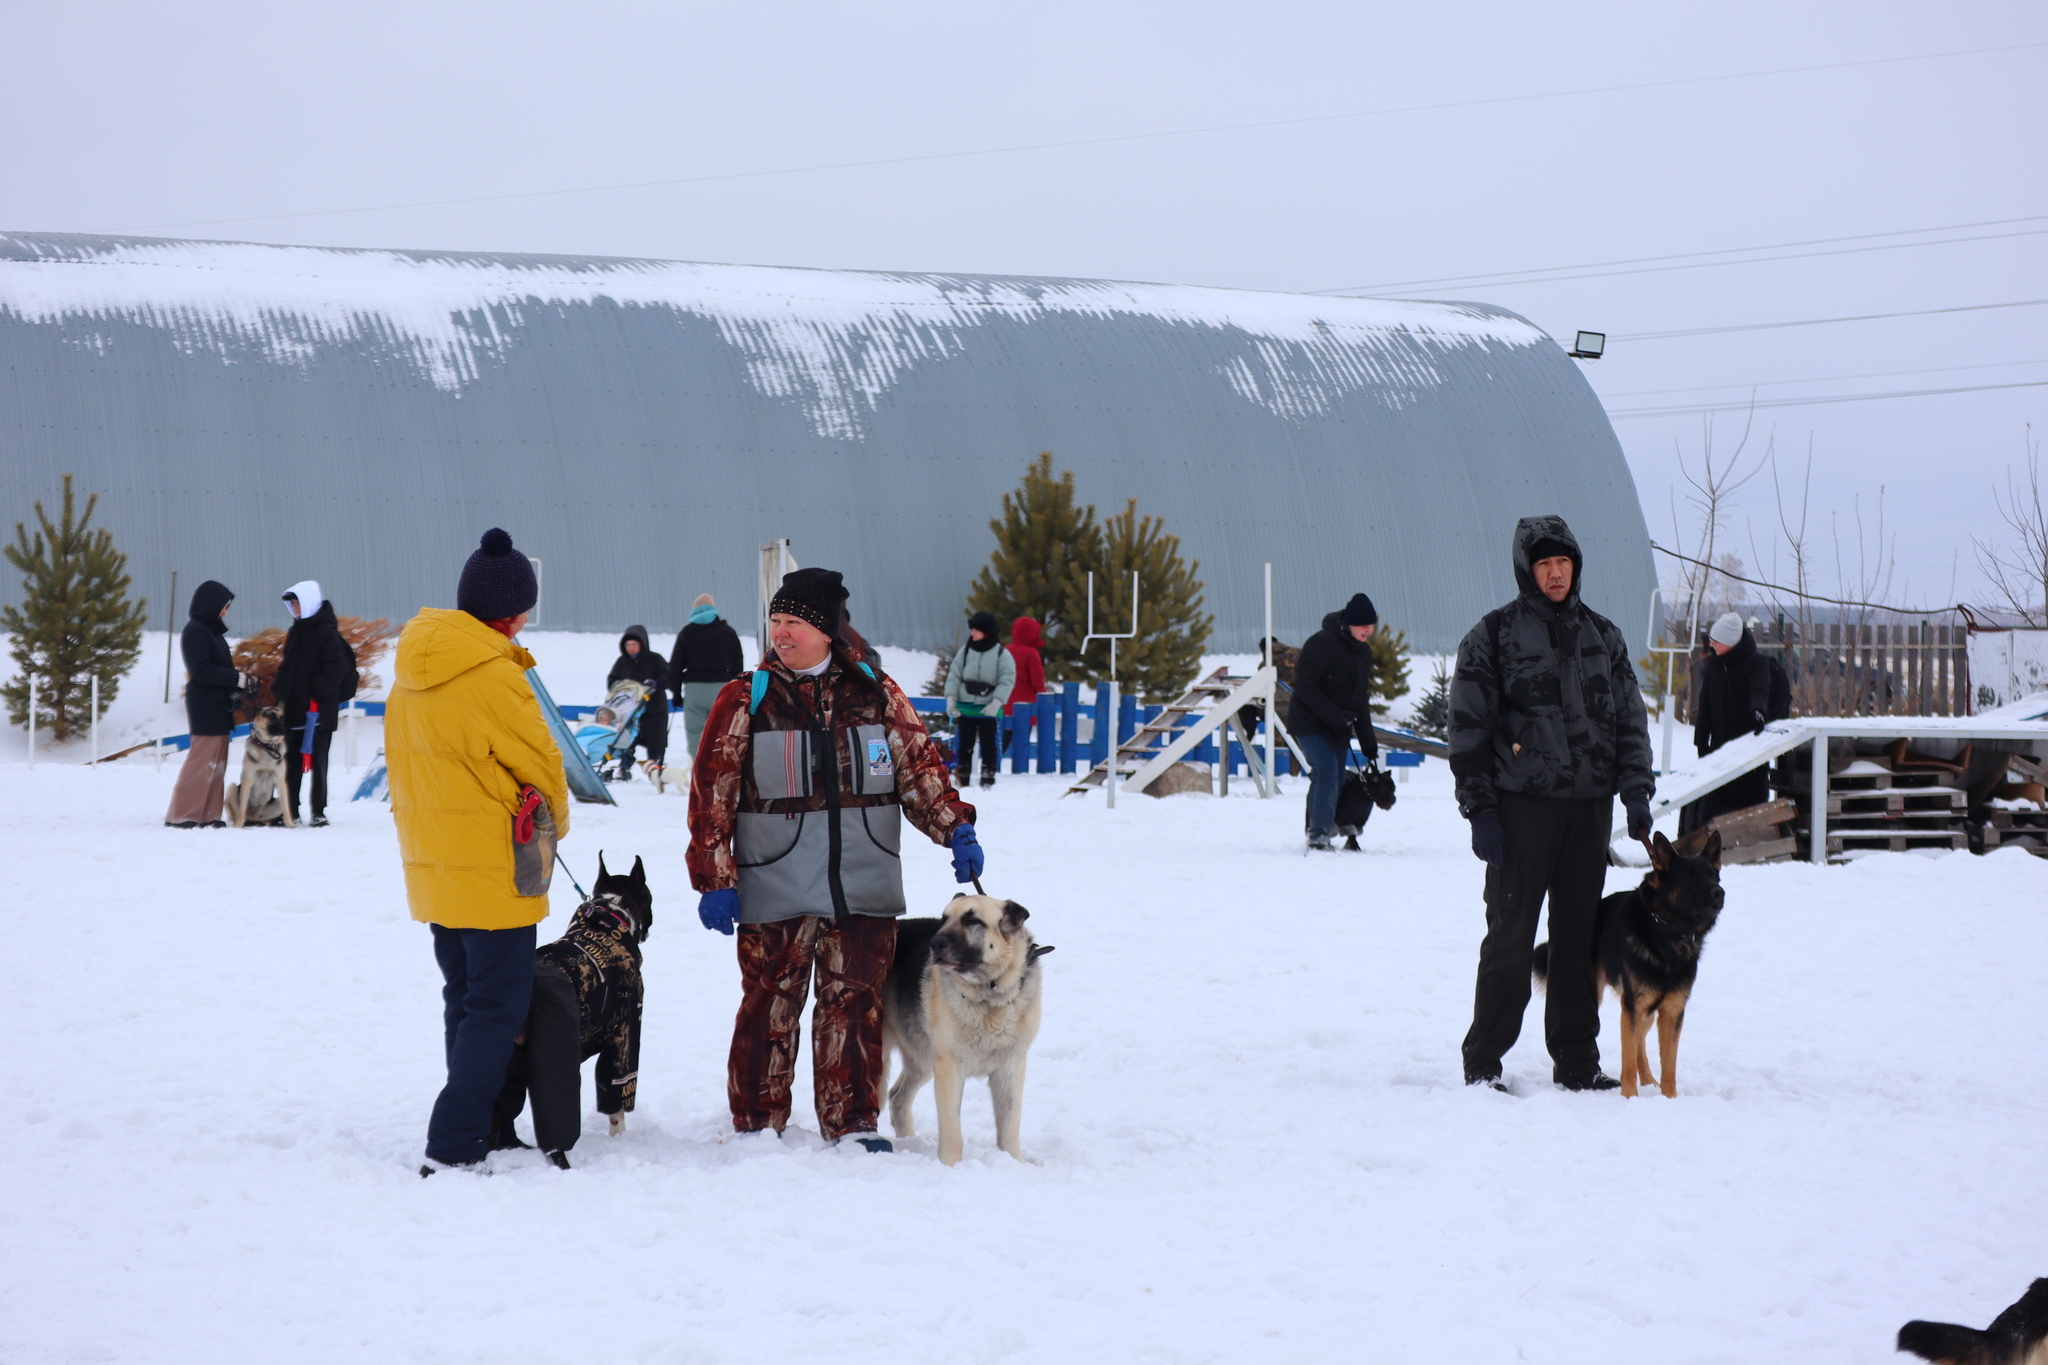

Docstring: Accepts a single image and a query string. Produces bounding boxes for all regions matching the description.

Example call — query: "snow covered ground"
[3,715,2044,1363]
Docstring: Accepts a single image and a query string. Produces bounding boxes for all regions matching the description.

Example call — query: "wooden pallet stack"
[1673,798,1798,865]
[1974,752,2048,855]
[1774,747,1968,858]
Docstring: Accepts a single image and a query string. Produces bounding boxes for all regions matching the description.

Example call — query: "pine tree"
[1368,626,1412,716]
[1072,500,1214,699]
[968,453,1101,668]
[2,476,149,740]
[1411,661,1452,738]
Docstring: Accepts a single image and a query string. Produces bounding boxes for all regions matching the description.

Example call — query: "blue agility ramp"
[527,669,616,806]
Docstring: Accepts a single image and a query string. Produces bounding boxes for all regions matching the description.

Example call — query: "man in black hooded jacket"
[1449,516,1654,1092]
[1680,610,1786,831]
[607,625,669,777]
[1287,593,1382,851]
[276,580,356,826]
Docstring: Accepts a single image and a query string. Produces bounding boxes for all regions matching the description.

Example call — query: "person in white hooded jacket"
[275,579,356,826]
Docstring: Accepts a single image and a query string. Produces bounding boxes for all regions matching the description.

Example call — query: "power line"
[1649,542,1959,615]
[1601,356,2048,399]
[118,38,2048,234]
[1606,378,2047,419]
[1612,297,2048,341]
[1327,226,2048,296]
[1313,213,2048,295]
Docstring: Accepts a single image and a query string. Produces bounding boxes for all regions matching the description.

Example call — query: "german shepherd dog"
[1899,1278,2048,1364]
[883,894,1052,1166]
[225,706,293,828]
[1534,830,1724,1098]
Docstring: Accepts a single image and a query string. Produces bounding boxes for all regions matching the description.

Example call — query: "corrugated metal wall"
[0,231,1655,663]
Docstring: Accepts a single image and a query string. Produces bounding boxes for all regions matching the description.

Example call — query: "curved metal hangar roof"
[0,231,1652,657]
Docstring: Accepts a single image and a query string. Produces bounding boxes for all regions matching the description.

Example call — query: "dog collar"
[575,892,640,940]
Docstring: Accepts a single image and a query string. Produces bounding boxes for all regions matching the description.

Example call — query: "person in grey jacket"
[1449,515,1654,1092]
[944,610,1016,789]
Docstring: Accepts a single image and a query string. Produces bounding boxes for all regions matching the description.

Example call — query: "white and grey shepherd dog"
[225,705,293,828]
[883,893,1052,1166]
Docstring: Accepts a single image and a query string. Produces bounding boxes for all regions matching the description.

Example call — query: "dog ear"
[1027,944,1055,963]
[597,851,610,881]
[1701,829,1722,869]
[1000,900,1030,934]
[1649,831,1674,870]
[630,855,646,886]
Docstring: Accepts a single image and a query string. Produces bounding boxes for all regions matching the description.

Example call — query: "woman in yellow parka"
[387,528,570,1175]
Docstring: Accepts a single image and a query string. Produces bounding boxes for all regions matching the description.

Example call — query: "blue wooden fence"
[152,687,1426,778]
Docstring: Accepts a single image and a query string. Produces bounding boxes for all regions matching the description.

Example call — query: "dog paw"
[608,1113,626,1136]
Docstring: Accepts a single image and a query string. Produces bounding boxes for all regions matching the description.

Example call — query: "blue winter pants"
[426,923,537,1165]
[1295,732,1350,838]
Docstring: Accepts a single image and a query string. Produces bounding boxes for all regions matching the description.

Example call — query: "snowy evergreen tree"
[1368,626,1412,716]
[2,476,148,740]
[968,452,1101,666]
[1072,499,1213,700]
[1411,661,1452,738]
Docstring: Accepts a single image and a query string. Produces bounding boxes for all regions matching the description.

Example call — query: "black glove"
[1625,797,1653,841]
[1468,810,1505,867]
[1751,710,1767,736]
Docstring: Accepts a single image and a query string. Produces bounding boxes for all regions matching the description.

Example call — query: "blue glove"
[698,888,739,935]
[1625,798,1654,842]
[1468,810,1505,868]
[950,824,985,885]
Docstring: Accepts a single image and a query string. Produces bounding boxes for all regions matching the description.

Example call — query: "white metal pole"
[27,674,36,769]
[1105,644,1119,810]
[91,674,99,764]
[1808,729,1829,865]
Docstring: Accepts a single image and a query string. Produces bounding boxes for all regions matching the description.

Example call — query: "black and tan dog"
[224,706,293,828]
[490,854,650,1169]
[1535,830,1724,1098]
[884,894,1052,1166]
[1899,1278,2048,1364]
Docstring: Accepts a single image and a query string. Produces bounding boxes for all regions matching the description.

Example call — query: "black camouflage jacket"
[537,910,644,1115]
[1448,515,1654,817]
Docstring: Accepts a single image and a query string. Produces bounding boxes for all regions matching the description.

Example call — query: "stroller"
[576,680,654,787]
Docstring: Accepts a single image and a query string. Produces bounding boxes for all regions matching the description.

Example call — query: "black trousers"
[1461,791,1612,1083]
[490,967,584,1154]
[1678,760,1770,835]
[633,697,669,764]
[955,716,999,778]
[284,721,334,821]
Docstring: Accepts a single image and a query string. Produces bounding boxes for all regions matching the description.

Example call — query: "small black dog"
[1899,1277,2048,1364]
[1535,830,1724,1098]
[490,854,651,1168]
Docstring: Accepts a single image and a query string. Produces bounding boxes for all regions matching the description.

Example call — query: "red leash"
[513,785,545,844]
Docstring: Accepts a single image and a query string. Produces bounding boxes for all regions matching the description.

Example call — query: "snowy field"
[3,716,2044,1364]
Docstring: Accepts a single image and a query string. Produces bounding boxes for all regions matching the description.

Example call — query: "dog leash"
[554,852,588,900]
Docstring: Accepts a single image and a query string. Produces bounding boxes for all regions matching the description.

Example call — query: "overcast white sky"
[5,1,2042,615]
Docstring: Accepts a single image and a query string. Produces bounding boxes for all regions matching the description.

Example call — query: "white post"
[345,701,357,771]
[1080,570,1139,807]
[1808,730,1829,865]
[27,674,36,769]
[1105,645,1119,810]
[91,674,99,764]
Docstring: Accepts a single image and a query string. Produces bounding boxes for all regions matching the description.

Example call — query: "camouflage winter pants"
[730,914,898,1140]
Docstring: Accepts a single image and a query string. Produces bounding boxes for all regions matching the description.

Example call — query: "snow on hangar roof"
[0,231,1652,656]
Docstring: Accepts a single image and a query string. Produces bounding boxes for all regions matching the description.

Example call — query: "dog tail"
[1896,1320,1988,1363]
[1530,941,1550,992]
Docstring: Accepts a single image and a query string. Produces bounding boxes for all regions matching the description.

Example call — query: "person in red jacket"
[1006,616,1046,713]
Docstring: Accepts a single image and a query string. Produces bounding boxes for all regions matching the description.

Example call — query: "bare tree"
[1668,405,1765,653]
[1973,426,2048,626]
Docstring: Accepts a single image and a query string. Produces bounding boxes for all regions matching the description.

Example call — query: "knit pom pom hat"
[768,567,848,636]
[457,528,538,622]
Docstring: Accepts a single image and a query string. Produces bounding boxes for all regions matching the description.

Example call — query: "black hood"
[619,624,651,654]
[967,609,1001,650]
[189,579,234,629]
[1511,515,1583,607]
[1320,611,1369,650]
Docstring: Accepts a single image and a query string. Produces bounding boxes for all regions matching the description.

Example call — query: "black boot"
[545,1150,572,1170]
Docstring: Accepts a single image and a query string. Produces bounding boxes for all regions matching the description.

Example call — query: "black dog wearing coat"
[490,854,651,1168]
[1534,830,1724,1098]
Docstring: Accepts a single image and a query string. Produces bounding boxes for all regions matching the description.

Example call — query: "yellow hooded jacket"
[386,608,570,929]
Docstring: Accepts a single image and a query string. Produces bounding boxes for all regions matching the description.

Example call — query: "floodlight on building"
[1567,330,1606,360]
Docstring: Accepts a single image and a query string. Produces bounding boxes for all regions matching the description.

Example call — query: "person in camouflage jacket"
[1449,515,1654,1091]
[687,568,977,1147]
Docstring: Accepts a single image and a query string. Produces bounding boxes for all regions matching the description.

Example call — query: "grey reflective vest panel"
[735,720,905,922]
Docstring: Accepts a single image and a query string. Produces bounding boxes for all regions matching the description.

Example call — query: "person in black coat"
[1681,611,1784,831]
[1286,593,1382,851]
[275,580,356,826]
[608,625,669,777]
[670,594,744,760]
[165,579,252,827]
